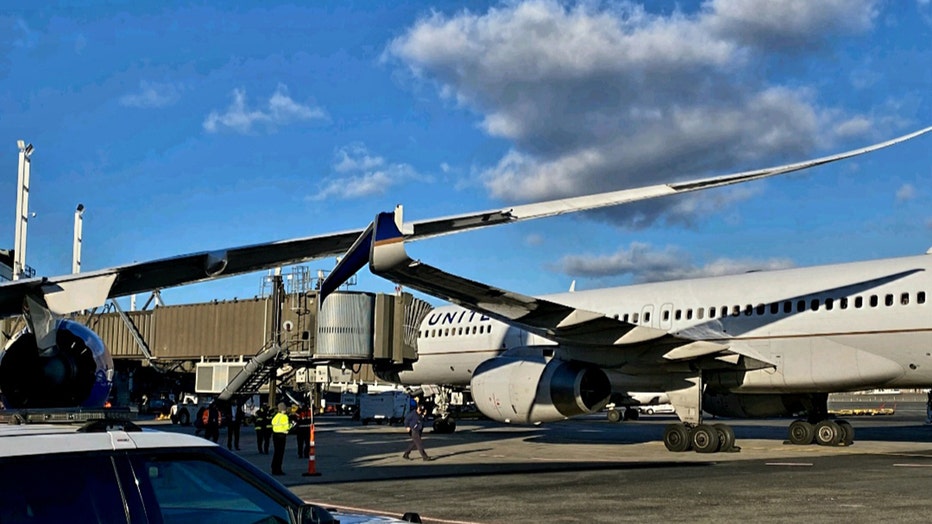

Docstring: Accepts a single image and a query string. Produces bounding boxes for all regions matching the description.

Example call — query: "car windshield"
[131,452,292,524]
[0,453,128,522]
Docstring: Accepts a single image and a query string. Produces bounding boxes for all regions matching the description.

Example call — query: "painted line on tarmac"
[765,462,813,467]
[892,463,932,467]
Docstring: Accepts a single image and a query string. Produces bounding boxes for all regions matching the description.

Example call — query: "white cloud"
[896,184,916,202]
[387,0,883,229]
[203,84,326,134]
[119,81,181,108]
[553,242,794,283]
[311,144,428,200]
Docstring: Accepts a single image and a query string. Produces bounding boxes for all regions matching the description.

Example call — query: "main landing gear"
[662,423,738,453]
[786,419,854,447]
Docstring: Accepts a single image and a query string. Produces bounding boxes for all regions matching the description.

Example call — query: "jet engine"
[702,392,813,419]
[470,355,611,424]
[0,319,113,409]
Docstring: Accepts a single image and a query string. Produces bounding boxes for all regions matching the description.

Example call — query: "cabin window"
[783,301,791,314]
[840,297,848,309]
[810,299,819,311]
[756,304,765,315]
[825,298,833,311]
[623,313,629,322]
[919,292,926,304]
[697,308,704,320]
[675,310,682,320]
[870,295,879,307]
[901,293,909,306]
[644,312,651,322]
[796,300,806,312]
[885,294,894,307]
[472,326,477,335]
[770,303,779,315]
[744,304,753,316]
[709,307,716,318]
[632,313,639,323]
[686,309,693,320]
[444,328,449,336]
[855,296,864,308]
[732,305,740,317]
[613,314,619,320]
[663,311,670,321]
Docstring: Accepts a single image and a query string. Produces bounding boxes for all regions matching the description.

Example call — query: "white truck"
[358,390,410,426]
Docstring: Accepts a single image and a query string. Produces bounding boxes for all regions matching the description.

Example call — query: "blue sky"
[1,0,931,307]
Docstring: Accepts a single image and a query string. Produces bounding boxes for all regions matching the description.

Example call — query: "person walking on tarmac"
[270,402,294,476]
[295,404,312,458]
[403,404,433,461]
[254,404,272,454]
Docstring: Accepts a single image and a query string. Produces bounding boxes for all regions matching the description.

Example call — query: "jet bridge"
[210,290,432,399]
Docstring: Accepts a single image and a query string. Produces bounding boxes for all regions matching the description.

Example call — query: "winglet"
[318,221,374,305]
[371,206,410,273]
[318,205,408,305]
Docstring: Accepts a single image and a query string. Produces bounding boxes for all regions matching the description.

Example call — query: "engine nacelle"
[470,355,611,424]
[0,319,113,409]
[702,392,811,419]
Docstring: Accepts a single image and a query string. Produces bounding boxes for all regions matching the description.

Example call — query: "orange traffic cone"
[302,424,321,477]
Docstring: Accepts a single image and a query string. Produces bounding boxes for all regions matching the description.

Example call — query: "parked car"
[0,418,420,523]
[637,404,676,415]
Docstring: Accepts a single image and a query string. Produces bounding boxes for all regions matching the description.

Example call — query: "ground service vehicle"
[0,417,419,523]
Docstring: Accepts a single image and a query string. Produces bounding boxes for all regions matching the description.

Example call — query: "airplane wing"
[3,124,929,318]
[331,209,773,371]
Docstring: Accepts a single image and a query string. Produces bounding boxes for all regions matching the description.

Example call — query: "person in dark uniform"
[403,404,432,461]
[294,404,312,458]
[225,399,245,451]
[254,404,271,454]
[203,402,222,443]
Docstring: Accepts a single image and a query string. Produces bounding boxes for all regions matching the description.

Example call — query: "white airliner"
[321,127,932,454]
[1,126,928,417]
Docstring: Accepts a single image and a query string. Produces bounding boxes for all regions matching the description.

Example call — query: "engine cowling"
[0,319,113,408]
[470,355,611,424]
[702,392,812,419]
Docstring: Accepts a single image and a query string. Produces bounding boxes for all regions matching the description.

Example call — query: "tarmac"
[149,394,932,523]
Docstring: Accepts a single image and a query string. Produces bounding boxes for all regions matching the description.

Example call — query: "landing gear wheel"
[663,424,691,452]
[606,409,622,423]
[814,420,842,446]
[713,423,736,452]
[788,420,814,445]
[432,417,457,433]
[179,409,190,426]
[691,424,721,454]
[836,419,854,446]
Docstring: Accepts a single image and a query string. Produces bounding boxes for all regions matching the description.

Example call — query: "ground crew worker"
[295,404,312,458]
[403,404,433,461]
[270,402,294,475]
[254,404,271,454]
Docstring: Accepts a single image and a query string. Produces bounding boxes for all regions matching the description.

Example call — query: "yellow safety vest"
[271,412,292,434]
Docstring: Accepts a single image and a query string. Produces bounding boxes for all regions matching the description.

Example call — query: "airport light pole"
[73,203,84,274]
[13,140,33,280]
